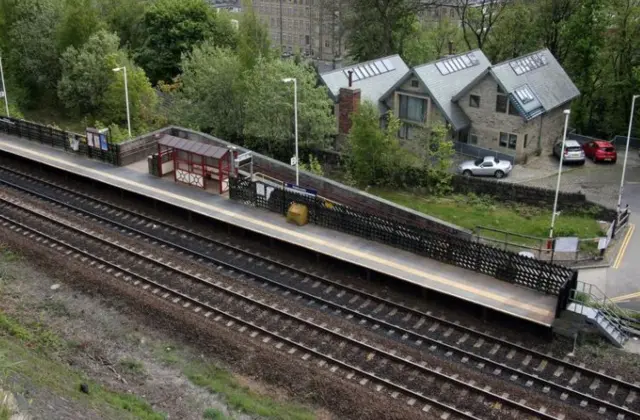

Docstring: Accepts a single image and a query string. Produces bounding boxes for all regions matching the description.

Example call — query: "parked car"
[458,156,513,179]
[582,140,617,163]
[552,139,585,164]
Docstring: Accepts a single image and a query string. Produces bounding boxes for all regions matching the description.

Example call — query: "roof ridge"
[412,48,484,69]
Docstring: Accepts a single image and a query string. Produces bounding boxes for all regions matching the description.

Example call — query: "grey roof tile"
[320,55,409,111]
[491,48,580,113]
[412,49,492,131]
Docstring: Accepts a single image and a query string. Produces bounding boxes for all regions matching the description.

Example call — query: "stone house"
[320,48,579,163]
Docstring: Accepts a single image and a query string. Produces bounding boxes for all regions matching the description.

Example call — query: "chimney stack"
[338,87,361,135]
[347,70,353,88]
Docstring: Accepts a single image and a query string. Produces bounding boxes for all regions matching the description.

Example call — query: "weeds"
[119,358,145,375]
[203,407,229,420]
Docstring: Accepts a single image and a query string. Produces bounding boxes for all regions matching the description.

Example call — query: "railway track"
[0,193,561,420]
[1,165,639,419]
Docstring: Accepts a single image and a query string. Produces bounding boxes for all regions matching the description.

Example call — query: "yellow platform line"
[0,140,554,319]
[610,290,640,303]
[612,223,635,270]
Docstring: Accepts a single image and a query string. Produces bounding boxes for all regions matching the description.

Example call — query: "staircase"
[567,282,629,347]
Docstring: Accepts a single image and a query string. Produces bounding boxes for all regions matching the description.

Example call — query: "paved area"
[0,135,560,326]
[508,150,640,307]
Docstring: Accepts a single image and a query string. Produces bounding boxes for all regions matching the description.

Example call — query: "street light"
[112,66,132,138]
[616,94,639,218]
[550,109,572,239]
[0,56,9,117]
[282,77,299,186]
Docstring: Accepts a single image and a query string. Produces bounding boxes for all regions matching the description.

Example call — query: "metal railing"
[570,282,629,344]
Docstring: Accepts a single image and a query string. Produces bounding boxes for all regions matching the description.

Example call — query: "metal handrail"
[571,282,629,344]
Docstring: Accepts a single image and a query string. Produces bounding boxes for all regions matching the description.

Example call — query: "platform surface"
[0,135,558,326]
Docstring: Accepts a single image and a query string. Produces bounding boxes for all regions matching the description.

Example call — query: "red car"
[582,140,617,163]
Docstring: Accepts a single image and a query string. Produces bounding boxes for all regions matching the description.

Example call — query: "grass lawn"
[371,189,604,242]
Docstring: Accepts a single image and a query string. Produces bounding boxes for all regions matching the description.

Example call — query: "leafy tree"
[300,154,325,176]
[176,42,245,139]
[0,0,62,102]
[57,0,104,52]
[484,1,539,62]
[98,0,150,49]
[403,18,464,66]
[347,102,402,186]
[237,0,272,69]
[135,0,237,83]
[242,57,336,156]
[457,0,508,50]
[346,0,436,61]
[57,30,156,131]
[534,0,575,63]
[415,123,454,194]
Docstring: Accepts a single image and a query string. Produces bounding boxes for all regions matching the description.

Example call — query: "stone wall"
[117,127,172,166]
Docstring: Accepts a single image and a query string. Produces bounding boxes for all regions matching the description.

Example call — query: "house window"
[524,134,529,148]
[411,79,419,88]
[499,132,517,149]
[469,95,480,108]
[399,94,427,123]
[496,94,508,113]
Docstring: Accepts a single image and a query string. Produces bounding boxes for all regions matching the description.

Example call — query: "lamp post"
[616,94,639,218]
[112,66,131,138]
[550,109,572,239]
[282,77,299,186]
[0,56,9,117]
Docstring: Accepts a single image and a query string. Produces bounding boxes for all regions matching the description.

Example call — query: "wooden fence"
[230,176,577,305]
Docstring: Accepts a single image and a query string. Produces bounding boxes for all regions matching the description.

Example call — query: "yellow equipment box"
[286,202,309,226]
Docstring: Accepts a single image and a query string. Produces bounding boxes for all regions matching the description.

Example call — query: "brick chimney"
[338,87,361,135]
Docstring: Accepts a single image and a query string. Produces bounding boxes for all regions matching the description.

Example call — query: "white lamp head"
[282,78,294,83]
[113,67,123,72]
[563,109,571,115]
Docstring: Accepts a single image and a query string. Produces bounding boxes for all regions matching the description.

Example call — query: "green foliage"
[414,123,455,195]
[57,0,104,52]
[57,30,156,133]
[118,358,145,375]
[483,0,540,62]
[99,0,150,49]
[0,0,62,102]
[299,154,324,176]
[346,0,425,61]
[403,18,464,66]
[203,408,229,420]
[135,0,237,83]
[186,364,315,420]
[347,102,404,186]
[237,0,272,69]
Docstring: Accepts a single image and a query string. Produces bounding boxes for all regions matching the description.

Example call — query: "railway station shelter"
[156,134,232,193]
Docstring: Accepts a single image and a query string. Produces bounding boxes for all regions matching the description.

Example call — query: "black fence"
[0,116,120,165]
[230,176,576,302]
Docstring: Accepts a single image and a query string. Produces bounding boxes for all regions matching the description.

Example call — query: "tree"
[484,1,540,63]
[403,18,464,66]
[57,0,104,52]
[534,0,575,63]
[346,0,437,61]
[176,42,246,140]
[415,123,454,194]
[0,0,62,102]
[347,102,402,186]
[237,0,272,69]
[98,0,150,49]
[457,0,508,50]
[135,0,237,83]
[57,30,156,130]
[242,58,336,156]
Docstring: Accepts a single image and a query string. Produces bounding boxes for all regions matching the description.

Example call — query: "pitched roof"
[405,49,492,131]
[490,49,580,119]
[158,134,229,159]
[319,55,409,110]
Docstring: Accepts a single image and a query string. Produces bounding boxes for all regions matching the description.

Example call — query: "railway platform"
[0,134,559,327]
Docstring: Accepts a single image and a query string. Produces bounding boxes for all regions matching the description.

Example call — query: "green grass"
[184,364,315,420]
[203,407,230,420]
[119,358,145,375]
[0,311,166,420]
[372,190,604,242]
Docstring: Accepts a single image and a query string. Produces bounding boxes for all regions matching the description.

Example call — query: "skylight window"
[342,58,397,83]
[510,52,548,76]
[435,52,481,76]
[514,85,536,104]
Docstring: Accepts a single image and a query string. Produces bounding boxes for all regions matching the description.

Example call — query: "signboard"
[86,127,109,150]
[285,183,317,197]
[99,133,108,151]
[290,156,298,166]
[234,151,252,165]
[554,237,579,253]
